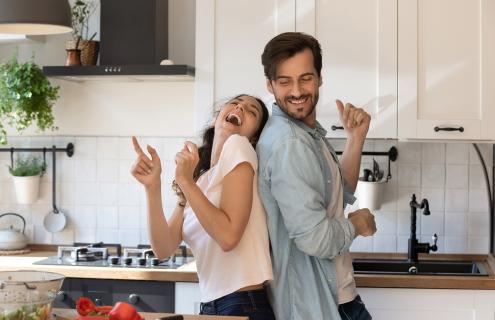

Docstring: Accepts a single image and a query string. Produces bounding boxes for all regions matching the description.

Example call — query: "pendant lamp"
[0,0,72,35]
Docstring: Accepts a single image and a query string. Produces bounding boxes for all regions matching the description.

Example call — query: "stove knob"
[110,257,120,265]
[128,294,140,305]
[124,257,133,265]
[55,291,67,302]
[137,258,146,266]
[151,258,159,266]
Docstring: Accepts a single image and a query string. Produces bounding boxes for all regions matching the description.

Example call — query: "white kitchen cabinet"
[194,0,295,130]
[358,288,495,320]
[175,282,201,314]
[398,0,495,140]
[296,0,398,139]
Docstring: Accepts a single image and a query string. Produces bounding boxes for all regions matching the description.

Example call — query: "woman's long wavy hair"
[192,94,269,181]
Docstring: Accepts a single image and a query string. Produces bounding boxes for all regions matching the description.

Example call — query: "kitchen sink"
[352,259,488,276]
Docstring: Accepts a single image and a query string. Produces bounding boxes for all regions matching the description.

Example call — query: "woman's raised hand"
[174,141,199,187]
[131,136,162,189]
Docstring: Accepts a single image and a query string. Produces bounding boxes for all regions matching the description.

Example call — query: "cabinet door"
[296,0,397,138]
[398,0,495,140]
[195,0,295,130]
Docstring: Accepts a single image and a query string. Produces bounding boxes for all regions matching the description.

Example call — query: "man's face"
[266,48,322,127]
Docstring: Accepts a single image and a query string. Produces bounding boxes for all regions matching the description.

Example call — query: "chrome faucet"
[408,194,438,263]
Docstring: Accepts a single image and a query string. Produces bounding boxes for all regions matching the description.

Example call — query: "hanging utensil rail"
[335,146,398,180]
[0,143,74,169]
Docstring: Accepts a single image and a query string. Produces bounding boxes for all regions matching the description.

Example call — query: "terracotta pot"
[66,40,100,65]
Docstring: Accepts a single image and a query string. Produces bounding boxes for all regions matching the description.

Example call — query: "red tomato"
[76,297,97,316]
[108,302,142,320]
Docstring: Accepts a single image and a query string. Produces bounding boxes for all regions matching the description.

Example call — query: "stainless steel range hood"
[43,0,195,81]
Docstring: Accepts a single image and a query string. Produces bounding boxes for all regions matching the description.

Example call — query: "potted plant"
[66,0,100,66]
[0,55,59,145]
[9,155,46,204]
[356,159,387,210]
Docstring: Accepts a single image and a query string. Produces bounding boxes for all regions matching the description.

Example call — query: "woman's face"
[215,95,265,141]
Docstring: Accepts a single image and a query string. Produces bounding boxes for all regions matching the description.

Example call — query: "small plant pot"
[66,40,100,65]
[12,175,41,204]
[356,179,387,210]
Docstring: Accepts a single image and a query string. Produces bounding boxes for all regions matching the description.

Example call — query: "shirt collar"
[272,103,327,138]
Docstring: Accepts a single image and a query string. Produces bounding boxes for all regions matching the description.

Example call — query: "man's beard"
[275,93,319,121]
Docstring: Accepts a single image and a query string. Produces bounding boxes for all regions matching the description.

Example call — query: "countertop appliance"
[34,242,189,313]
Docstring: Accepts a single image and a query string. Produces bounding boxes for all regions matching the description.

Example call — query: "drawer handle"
[331,125,344,131]
[434,126,464,133]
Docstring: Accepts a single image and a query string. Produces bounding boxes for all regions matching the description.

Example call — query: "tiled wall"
[0,136,493,254]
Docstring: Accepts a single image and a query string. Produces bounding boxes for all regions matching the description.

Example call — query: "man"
[257,32,376,319]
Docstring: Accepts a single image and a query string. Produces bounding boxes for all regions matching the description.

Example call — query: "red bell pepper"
[108,302,143,320]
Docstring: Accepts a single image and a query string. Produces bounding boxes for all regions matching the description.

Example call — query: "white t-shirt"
[182,134,273,303]
[321,139,358,304]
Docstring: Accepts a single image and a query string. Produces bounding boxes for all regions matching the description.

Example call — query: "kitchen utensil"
[0,270,65,320]
[43,147,67,233]
[0,213,28,250]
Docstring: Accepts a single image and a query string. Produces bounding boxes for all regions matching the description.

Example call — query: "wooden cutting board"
[52,308,248,320]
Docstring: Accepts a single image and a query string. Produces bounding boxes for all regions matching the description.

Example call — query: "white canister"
[356,179,387,210]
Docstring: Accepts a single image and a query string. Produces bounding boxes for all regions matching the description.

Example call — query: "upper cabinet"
[297,0,398,139]
[196,0,397,138]
[398,0,495,140]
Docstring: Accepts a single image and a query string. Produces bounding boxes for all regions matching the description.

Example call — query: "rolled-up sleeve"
[267,138,355,259]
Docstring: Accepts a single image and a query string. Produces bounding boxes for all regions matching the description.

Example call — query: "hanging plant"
[0,54,59,145]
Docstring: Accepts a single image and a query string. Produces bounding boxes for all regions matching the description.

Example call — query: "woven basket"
[66,40,100,65]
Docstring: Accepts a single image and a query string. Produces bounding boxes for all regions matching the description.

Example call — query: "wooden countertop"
[53,308,247,320]
[352,252,495,290]
[3,247,495,289]
[0,249,198,282]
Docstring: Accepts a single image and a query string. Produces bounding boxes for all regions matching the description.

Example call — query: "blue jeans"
[199,288,275,320]
[338,295,372,320]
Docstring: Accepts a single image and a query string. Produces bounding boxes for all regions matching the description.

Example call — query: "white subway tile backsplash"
[469,165,491,190]
[374,212,397,235]
[98,183,118,206]
[97,159,119,183]
[469,144,492,165]
[444,189,468,212]
[398,164,421,187]
[75,137,97,158]
[446,143,470,164]
[445,165,469,189]
[97,138,120,159]
[422,143,445,164]
[421,165,445,188]
[420,189,445,211]
[118,206,140,229]
[444,236,467,253]
[349,236,373,252]
[421,211,444,236]
[444,213,468,236]
[468,213,489,237]
[468,236,489,254]
[97,206,118,228]
[373,235,397,253]
[397,142,422,164]
[2,136,489,254]
[469,189,490,212]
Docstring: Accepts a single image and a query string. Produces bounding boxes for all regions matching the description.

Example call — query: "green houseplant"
[8,155,46,204]
[0,55,59,145]
[66,0,100,65]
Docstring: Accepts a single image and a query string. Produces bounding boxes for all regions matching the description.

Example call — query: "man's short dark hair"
[261,32,322,81]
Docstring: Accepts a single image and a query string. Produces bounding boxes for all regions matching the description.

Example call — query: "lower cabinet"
[175,282,201,315]
[358,288,495,320]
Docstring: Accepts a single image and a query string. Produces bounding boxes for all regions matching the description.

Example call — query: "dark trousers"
[338,295,372,320]
[199,288,275,320]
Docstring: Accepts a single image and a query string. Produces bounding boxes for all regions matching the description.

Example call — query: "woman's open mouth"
[226,113,242,126]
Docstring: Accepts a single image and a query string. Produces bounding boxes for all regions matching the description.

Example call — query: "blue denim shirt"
[256,104,356,320]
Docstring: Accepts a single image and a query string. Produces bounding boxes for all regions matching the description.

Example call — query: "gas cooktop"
[33,242,190,269]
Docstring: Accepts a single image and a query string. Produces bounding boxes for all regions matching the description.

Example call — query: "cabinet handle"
[331,125,344,131]
[55,291,67,302]
[434,126,464,133]
[128,294,140,305]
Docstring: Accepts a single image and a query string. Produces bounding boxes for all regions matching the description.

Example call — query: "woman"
[131,94,275,319]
